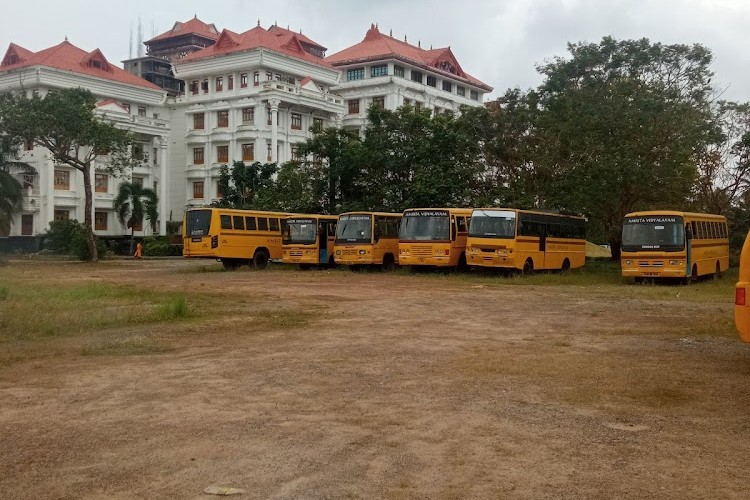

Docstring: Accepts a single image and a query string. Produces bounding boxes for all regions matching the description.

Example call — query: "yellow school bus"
[182,208,288,270]
[333,212,402,269]
[621,211,729,282]
[466,208,586,273]
[735,231,750,342]
[398,208,473,268]
[281,215,338,268]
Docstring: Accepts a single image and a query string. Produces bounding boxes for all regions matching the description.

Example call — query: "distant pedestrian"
[133,241,143,260]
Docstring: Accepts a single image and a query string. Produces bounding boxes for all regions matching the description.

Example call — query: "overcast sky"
[3,0,749,101]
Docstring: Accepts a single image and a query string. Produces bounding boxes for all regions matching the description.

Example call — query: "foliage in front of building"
[45,219,107,260]
[143,236,182,257]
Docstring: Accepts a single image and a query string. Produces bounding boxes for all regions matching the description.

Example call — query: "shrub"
[46,219,106,260]
[144,236,177,256]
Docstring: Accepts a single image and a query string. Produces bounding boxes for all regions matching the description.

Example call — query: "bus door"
[539,224,547,268]
[318,221,333,264]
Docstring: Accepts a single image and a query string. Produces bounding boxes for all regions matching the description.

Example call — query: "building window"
[132,176,144,187]
[371,65,388,77]
[242,143,254,161]
[138,106,147,117]
[215,76,223,92]
[291,145,301,161]
[21,214,33,235]
[242,107,254,123]
[348,99,360,114]
[253,72,260,86]
[193,147,204,165]
[95,211,108,230]
[122,103,131,113]
[217,110,229,128]
[313,117,323,131]
[54,169,70,190]
[403,98,411,106]
[24,139,34,151]
[54,210,69,221]
[266,142,272,161]
[201,79,209,93]
[190,81,199,95]
[442,81,452,92]
[95,173,108,193]
[193,181,204,199]
[153,147,158,166]
[372,96,385,110]
[267,108,273,126]
[426,75,437,87]
[240,73,248,88]
[227,75,234,90]
[394,65,405,77]
[291,113,302,130]
[411,70,423,83]
[193,113,205,130]
[415,102,423,112]
[470,90,479,101]
[266,72,273,81]
[457,86,466,97]
[217,145,229,163]
[347,68,365,81]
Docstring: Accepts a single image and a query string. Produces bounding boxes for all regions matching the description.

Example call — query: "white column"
[45,156,54,231]
[159,136,168,234]
[269,98,280,163]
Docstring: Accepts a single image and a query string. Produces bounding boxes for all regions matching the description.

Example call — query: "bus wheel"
[382,254,396,271]
[457,252,468,271]
[561,258,571,273]
[222,259,241,271]
[714,261,722,280]
[252,249,269,270]
[522,259,534,276]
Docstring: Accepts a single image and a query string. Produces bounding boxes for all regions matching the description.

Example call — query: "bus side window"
[457,216,467,233]
[329,223,337,237]
[258,218,269,231]
[233,216,245,230]
[220,215,232,230]
[246,217,257,231]
[269,218,280,231]
[691,221,699,240]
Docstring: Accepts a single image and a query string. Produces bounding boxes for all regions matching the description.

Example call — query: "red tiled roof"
[181,24,332,68]
[0,40,163,90]
[267,25,327,52]
[147,16,220,43]
[326,25,492,91]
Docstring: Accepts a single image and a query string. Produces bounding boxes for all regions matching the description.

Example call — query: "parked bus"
[183,208,288,270]
[466,208,586,273]
[334,212,402,270]
[398,208,473,268]
[735,231,750,343]
[281,215,338,268]
[621,211,729,282]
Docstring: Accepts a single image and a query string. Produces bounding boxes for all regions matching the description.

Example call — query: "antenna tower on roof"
[257,19,260,27]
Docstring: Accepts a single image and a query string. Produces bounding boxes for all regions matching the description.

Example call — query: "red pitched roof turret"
[147,16,220,43]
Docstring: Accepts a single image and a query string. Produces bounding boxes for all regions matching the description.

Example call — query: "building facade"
[0,40,171,238]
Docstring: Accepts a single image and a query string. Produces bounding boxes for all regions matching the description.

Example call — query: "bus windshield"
[336,215,372,244]
[469,210,516,238]
[186,210,212,236]
[622,216,685,252]
[282,219,317,245]
[399,211,450,241]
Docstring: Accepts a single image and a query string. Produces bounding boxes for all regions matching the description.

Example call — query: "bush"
[143,236,182,256]
[46,219,106,260]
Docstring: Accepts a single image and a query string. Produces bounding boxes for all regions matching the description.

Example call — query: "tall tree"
[533,37,715,258]
[0,88,136,261]
[215,160,278,209]
[0,138,24,236]
[113,181,158,254]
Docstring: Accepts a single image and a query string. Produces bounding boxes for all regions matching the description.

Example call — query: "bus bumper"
[735,282,750,343]
[467,253,516,269]
[399,255,452,267]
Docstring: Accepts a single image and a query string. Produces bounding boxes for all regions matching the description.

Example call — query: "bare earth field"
[1,259,749,499]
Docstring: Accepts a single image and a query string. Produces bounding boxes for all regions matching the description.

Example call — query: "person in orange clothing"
[133,241,143,260]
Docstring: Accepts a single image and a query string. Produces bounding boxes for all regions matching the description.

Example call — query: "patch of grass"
[157,296,191,320]
[0,286,8,301]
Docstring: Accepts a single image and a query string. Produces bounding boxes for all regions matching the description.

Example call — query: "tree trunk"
[82,165,97,262]
[610,237,622,261]
[130,225,135,256]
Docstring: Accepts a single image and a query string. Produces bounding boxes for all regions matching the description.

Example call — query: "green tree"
[0,88,137,261]
[532,37,715,258]
[113,181,158,254]
[0,138,24,236]
[214,160,278,209]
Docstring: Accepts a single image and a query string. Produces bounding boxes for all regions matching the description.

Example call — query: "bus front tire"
[252,250,269,270]
[714,261,722,280]
[382,254,396,271]
[561,258,571,273]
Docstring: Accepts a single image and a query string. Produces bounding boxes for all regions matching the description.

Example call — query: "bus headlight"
[669,260,678,265]
[336,250,341,256]
[624,260,633,265]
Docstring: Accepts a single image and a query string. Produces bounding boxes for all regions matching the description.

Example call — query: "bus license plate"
[417,257,425,263]
[192,237,202,242]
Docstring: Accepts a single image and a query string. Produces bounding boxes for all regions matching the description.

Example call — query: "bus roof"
[339,211,402,217]
[625,210,726,221]
[472,208,586,220]
[403,207,473,214]
[186,207,291,217]
[285,213,339,221]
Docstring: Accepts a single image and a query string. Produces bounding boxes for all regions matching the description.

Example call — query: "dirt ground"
[1,259,749,499]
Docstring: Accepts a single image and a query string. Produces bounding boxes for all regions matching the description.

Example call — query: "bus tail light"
[736,287,746,306]
[211,235,218,248]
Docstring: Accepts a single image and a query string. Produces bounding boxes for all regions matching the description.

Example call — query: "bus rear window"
[186,210,211,236]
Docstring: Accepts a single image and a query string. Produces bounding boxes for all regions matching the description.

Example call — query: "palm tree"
[113,181,159,254]
[0,168,23,236]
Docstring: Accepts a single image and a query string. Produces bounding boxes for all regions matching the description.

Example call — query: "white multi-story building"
[0,19,494,244]
[168,23,345,211]
[0,40,171,238]
[326,24,492,131]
